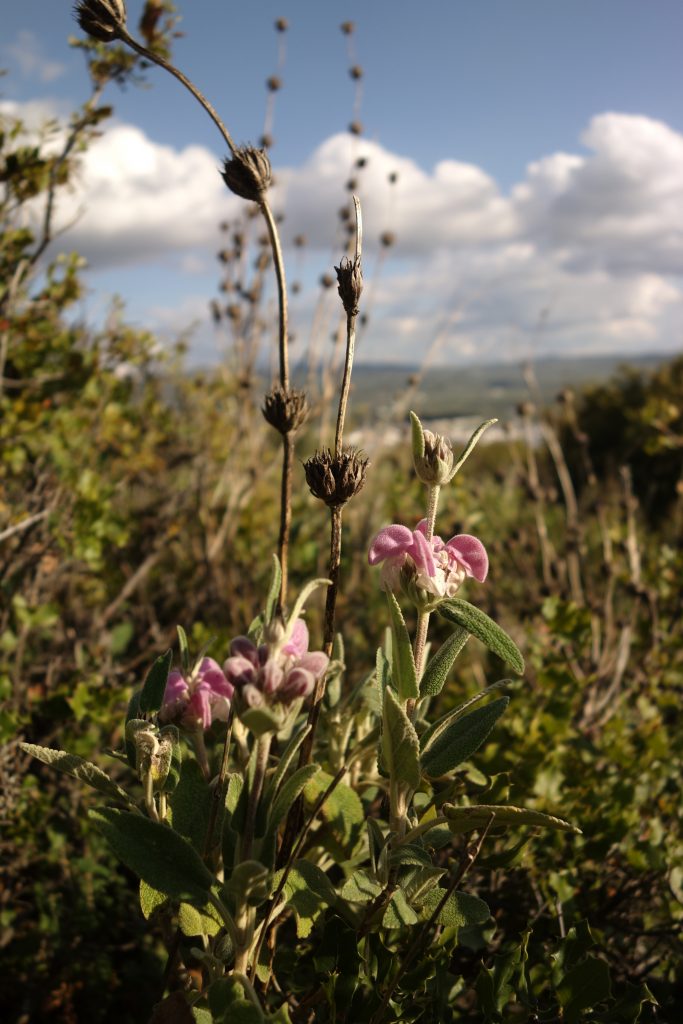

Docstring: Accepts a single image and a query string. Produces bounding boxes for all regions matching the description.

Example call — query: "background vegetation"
[1,11,681,1023]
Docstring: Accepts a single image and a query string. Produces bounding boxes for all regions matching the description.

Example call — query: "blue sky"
[2,1,683,365]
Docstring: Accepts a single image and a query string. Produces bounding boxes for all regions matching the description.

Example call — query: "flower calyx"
[74,0,127,42]
[304,446,368,508]
[221,146,272,202]
[262,384,309,435]
[335,255,363,317]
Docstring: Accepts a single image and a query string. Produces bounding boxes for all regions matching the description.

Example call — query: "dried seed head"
[348,120,363,136]
[221,146,272,202]
[380,230,396,248]
[320,272,335,289]
[349,65,364,80]
[292,281,301,294]
[260,132,274,150]
[275,17,288,31]
[304,447,368,508]
[266,75,282,92]
[346,177,358,191]
[74,0,127,41]
[388,171,399,184]
[293,234,307,248]
[262,385,309,435]
[340,21,355,34]
[356,156,368,168]
[335,256,363,317]
[414,429,454,485]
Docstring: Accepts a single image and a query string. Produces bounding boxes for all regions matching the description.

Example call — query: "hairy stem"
[408,483,441,718]
[241,734,271,862]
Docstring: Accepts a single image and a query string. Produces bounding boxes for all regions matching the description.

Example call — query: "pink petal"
[262,658,284,695]
[198,657,234,697]
[223,655,256,688]
[409,528,437,576]
[283,618,309,657]
[445,534,489,582]
[187,683,212,729]
[368,524,414,565]
[298,651,329,679]
[163,670,188,705]
[281,667,315,700]
[230,635,259,667]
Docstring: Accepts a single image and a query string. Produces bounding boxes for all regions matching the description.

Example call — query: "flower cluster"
[223,618,328,708]
[368,519,488,605]
[160,657,233,731]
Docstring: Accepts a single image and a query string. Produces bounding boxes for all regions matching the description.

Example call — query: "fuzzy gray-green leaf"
[139,649,173,714]
[419,627,470,698]
[420,696,509,778]
[90,807,213,902]
[438,599,524,674]
[442,803,581,835]
[386,590,418,700]
[382,685,421,790]
[20,743,133,805]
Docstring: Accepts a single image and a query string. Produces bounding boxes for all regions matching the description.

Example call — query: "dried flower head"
[74,0,127,41]
[340,21,355,35]
[266,75,282,92]
[304,447,368,508]
[262,385,309,435]
[221,146,272,202]
[380,230,396,248]
[348,120,363,136]
[335,256,363,317]
[320,272,335,289]
[275,17,288,31]
[349,65,364,80]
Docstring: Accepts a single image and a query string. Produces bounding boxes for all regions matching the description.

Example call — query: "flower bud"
[304,447,368,508]
[262,385,309,435]
[221,146,272,202]
[74,0,126,42]
[335,256,363,317]
[414,429,454,485]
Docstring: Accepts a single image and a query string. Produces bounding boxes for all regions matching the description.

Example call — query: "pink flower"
[160,657,234,730]
[368,519,488,600]
[223,618,328,708]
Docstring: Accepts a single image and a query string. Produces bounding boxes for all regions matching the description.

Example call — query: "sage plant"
[21,5,581,1021]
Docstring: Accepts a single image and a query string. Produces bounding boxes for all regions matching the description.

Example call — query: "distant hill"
[346,351,671,422]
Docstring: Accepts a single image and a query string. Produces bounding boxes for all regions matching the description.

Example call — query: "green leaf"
[382,686,421,791]
[389,844,433,868]
[268,724,311,799]
[304,770,364,851]
[421,697,509,778]
[139,880,220,936]
[240,705,282,737]
[420,680,512,752]
[442,803,581,835]
[90,807,213,902]
[207,978,262,1023]
[139,649,173,714]
[438,599,524,674]
[224,860,270,908]
[383,887,418,927]
[448,418,497,480]
[265,553,282,624]
[19,743,133,805]
[386,591,418,700]
[419,627,469,698]
[177,625,190,676]
[410,410,426,461]
[170,758,212,852]
[419,887,491,928]
[275,859,336,937]
[340,871,383,903]
[159,725,181,794]
[267,764,321,837]
[557,955,612,1023]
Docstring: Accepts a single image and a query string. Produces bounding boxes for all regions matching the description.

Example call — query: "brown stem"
[117,28,237,155]
[277,432,294,608]
[259,198,289,390]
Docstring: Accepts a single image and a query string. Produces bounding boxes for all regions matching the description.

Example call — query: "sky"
[2,0,683,367]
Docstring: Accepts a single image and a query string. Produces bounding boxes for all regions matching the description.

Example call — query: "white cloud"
[8,100,682,363]
[4,31,66,83]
